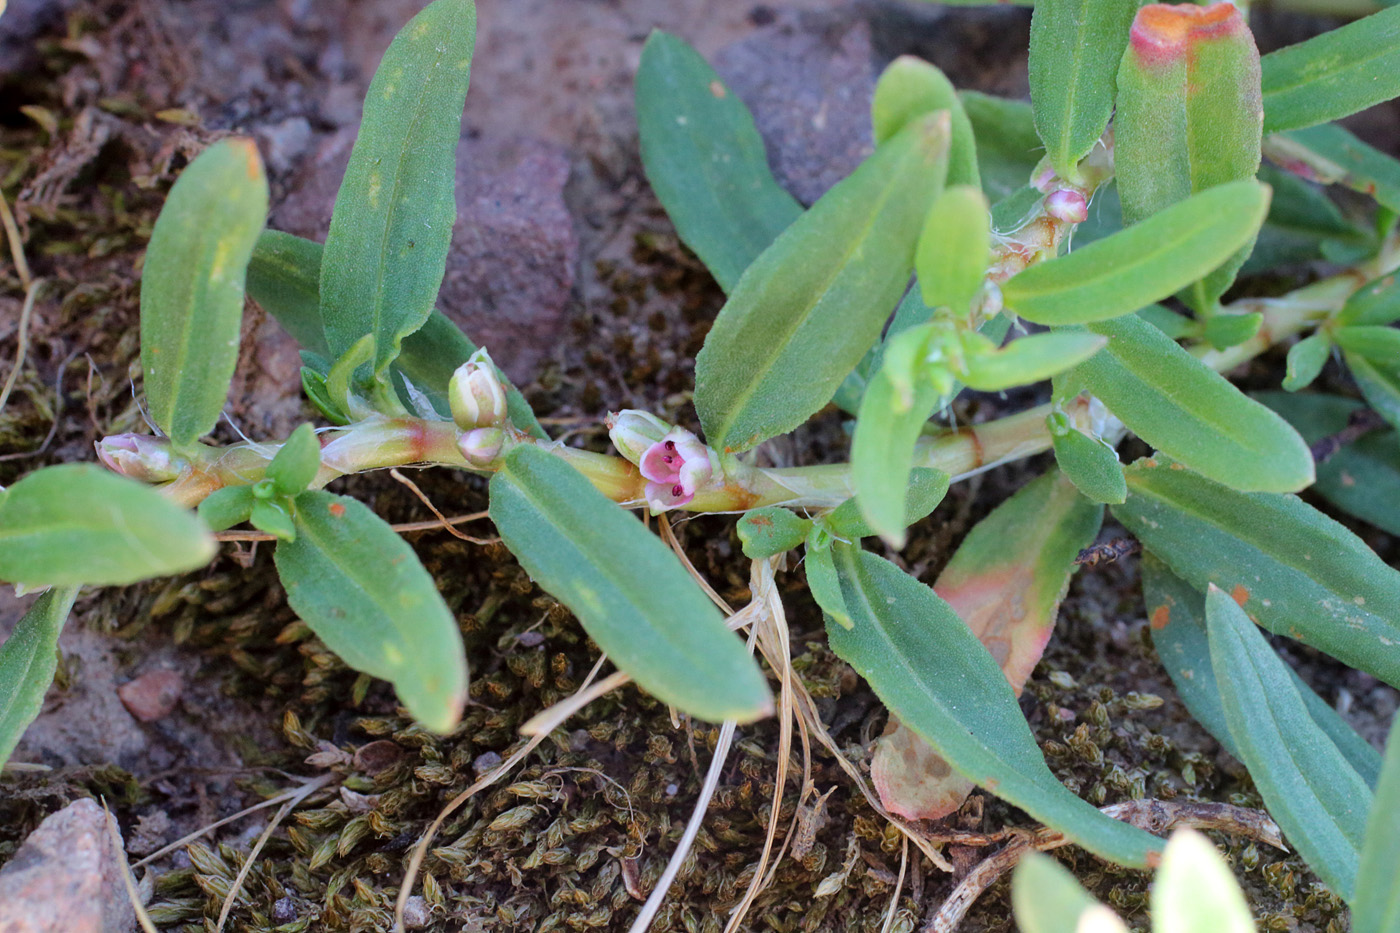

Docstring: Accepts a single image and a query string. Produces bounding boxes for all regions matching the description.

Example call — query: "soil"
[0,2,1395,932]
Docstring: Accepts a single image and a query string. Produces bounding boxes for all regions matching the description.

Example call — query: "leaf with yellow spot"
[274,490,467,732]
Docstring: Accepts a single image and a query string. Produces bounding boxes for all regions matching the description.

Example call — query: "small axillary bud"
[1044,189,1088,224]
[448,348,508,431]
[605,409,672,464]
[95,434,186,483]
[458,427,505,466]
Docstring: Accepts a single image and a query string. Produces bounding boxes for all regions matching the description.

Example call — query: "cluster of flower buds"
[96,434,186,483]
[449,349,509,466]
[605,410,718,512]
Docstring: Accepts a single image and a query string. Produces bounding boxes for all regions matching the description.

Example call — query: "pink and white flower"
[638,429,713,511]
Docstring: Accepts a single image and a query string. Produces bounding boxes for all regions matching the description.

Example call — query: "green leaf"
[851,366,945,548]
[1336,326,1400,430]
[247,230,544,437]
[1244,163,1372,275]
[958,330,1106,392]
[1028,0,1138,179]
[1068,313,1314,493]
[1051,424,1126,505]
[251,500,297,543]
[1272,124,1400,214]
[245,229,329,357]
[1143,554,1382,788]
[916,185,990,314]
[804,538,850,630]
[823,468,949,542]
[1260,5,1400,134]
[267,424,322,497]
[1115,458,1400,688]
[959,91,1041,202]
[822,543,1164,868]
[1012,853,1124,933]
[1354,718,1400,933]
[1001,181,1271,325]
[1283,332,1331,391]
[1152,828,1255,933]
[140,138,269,447]
[488,446,771,723]
[197,485,257,532]
[1201,311,1263,351]
[1256,391,1400,537]
[319,0,477,375]
[1114,2,1262,312]
[737,507,811,560]
[274,490,467,732]
[1206,584,1370,901]
[635,31,801,294]
[0,586,78,768]
[0,465,216,586]
[871,57,980,189]
[695,113,950,453]
[1336,274,1400,327]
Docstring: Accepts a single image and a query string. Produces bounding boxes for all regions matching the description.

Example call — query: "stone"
[268,132,576,384]
[713,9,876,205]
[116,669,184,723]
[0,799,135,933]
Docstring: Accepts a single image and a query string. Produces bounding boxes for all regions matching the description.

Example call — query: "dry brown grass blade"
[389,469,497,544]
[880,837,910,933]
[920,799,1285,933]
[102,798,159,933]
[394,653,617,932]
[0,187,31,289]
[0,276,42,420]
[129,772,339,870]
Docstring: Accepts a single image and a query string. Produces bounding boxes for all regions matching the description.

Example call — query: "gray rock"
[269,132,576,384]
[714,9,876,205]
[0,799,135,933]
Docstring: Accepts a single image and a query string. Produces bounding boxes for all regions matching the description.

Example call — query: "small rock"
[271,896,297,924]
[472,750,503,774]
[256,116,314,177]
[401,895,432,930]
[117,669,184,723]
[0,799,135,933]
[351,739,404,775]
[125,810,172,857]
[714,9,876,205]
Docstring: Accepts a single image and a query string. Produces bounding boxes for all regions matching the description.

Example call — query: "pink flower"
[638,429,713,512]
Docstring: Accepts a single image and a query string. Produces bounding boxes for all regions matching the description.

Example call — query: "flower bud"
[605,409,671,464]
[448,349,508,430]
[95,434,185,483]
[458,427,504,466]
[1044,188,1088,224]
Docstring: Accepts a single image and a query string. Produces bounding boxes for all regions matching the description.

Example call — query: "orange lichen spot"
[1145,850,1163,870]
[1169,461,1185,470]
[1143,458,1158,468]
[1231,583,1249,606]
[1130,2,1240,66]
[328,502,347,518]
[748,515,773,528]
[1150,604,1171,630]
[709,79,727,99]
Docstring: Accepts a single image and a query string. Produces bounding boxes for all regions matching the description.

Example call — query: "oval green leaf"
[320,0,477,375]
[1143,553,1382,787]
[1152,828,1254,933]
[871,56,980,189]
[1028,0,1138,180]
[636,31,802,294]
[1012,853,1121,933]
[488,445,772,723]
[916,184,990,314]
[958,330,1106,392]
[1115,458,1400,688]
[1260,5,1400,134]
[274,490,467,732]
[0,465,216,586]
[823,543,1164,868]
[140,138,268,447]
[1068,313,1313,493]
[1336,325,1400,431]
[694,113,950,453]
[0,586,78,768]
[267,424,322,497]
[1052,427,1126,505]
[1206,584,1370,901]
[1001,180,1270,325]
[737,506,811,560]
[851,368,945,548]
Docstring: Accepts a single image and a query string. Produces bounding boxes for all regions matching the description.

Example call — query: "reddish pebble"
[117,670,184,722]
